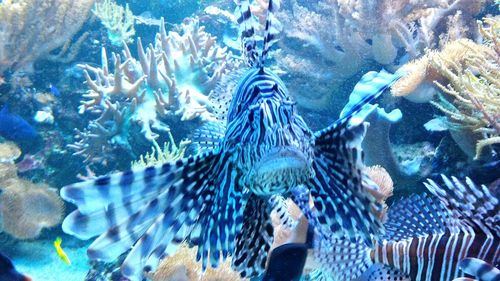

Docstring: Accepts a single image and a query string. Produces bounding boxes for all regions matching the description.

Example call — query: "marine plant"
[146,243,243,281]
[92,0,135,46]
[131,130,190,169]
[70,17,239,167]
[0,0,94,74]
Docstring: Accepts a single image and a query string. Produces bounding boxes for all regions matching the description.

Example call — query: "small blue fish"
[60,1,401,280]
[49,83,60,97]
[0,252,32,281]
[0,105,38,141]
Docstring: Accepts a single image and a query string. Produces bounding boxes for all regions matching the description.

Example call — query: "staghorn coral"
[147,243,244,281]
[70,17,239,167]
[274,0,485,111]
[0,0,95,74]
[93,0,135,46]
[0,178,64,239]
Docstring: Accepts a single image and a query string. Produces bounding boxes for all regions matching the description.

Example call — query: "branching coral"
[70,17,239,167]
[0,0,95,74]
[93,0,135,46]
[274,0,485,111]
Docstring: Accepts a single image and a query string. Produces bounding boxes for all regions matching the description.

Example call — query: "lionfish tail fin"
[313,236,372,280]
[424,175,500,235]
[235,0,282,67]
[61,152,220,280]
[457,258,500,281]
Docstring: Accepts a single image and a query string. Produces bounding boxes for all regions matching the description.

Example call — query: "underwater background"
[0,0,499,280]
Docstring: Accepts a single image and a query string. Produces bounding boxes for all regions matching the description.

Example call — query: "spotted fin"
[308,70,402,245]
[383,193,458,241]
[61,152,221,281]
[191,121,226,153]
[193,152,247,270]
[424,175,500,235]
[232,194,274,278]
[456,258,500,281]
[313,235,372,281]
[269,195,297,229]
[358,264,411,281]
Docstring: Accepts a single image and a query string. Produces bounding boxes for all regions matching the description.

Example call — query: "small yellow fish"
[54,237,71,265]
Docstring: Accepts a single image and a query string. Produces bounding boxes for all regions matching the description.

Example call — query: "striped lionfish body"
[313,175,500,281]
[60,1,402,280]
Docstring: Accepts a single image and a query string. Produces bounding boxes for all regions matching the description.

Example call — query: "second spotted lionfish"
[60,0,401,280]
[313,175,499,281]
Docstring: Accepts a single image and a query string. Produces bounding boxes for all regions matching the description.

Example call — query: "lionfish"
[60,0,400,280]
[313,175,500,281]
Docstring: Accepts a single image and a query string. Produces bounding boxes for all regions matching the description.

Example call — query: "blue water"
[0,1,498,281]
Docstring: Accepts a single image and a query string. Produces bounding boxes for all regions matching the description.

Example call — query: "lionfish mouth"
[251,147,313,195]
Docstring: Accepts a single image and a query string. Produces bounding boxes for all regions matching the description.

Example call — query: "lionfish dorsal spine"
[235,0,282,67]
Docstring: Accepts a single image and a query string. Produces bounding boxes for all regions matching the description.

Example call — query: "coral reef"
[0,178,64,239]
[393,18,499,160]
[70,17,239,167]
[364,165,394,221]
[93,0,135,46]
[0,142,21,163]
[0,0,95,74]
[146,243,243,281]
[274,0,485,111]
[0,142,64,239]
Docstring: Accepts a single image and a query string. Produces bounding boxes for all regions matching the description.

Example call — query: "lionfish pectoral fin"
[61,151,221,281]
[307,69,403,245]
[383,193,455,240]
[312,235,372,281]
[310,121,383,245]
[192,121,226,153]
[359,264,410,281]
[232,194,274,278]
[191,152,247,271]
[424,175,500,235]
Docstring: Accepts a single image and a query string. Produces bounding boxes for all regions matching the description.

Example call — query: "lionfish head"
[228,73,315,196]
